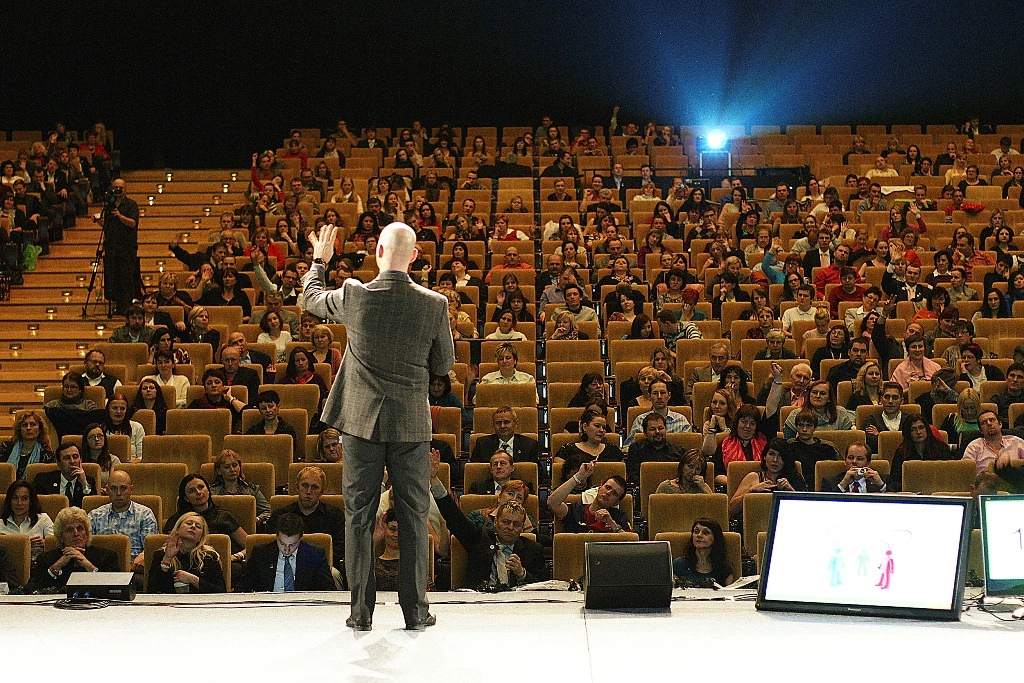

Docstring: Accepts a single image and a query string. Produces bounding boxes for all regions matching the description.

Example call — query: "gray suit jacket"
[686,365,719,401]
[302,267,454,441]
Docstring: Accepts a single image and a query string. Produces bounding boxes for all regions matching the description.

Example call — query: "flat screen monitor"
[756,492,972,621]
[979,494,1024,597]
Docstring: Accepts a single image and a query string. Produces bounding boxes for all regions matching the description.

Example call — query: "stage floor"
[1,589,1019,681]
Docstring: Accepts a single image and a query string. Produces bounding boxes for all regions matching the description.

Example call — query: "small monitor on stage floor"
[980,494,1024,598]
[756,492,972,621]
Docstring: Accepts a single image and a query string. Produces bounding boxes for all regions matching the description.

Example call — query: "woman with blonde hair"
[314,427,342,463]
[702,389,738,437]
[182,304,220,350]
[1,410,53,479]
[939,387,982,451]
[148,512,226,593]
[801,306,832,357]
[847,360,883,409]
[209,449,270,525]
[548,310,586,340]
[310,324,342,378]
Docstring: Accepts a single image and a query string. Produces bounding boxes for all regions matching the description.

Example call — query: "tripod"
[82,204,113,318]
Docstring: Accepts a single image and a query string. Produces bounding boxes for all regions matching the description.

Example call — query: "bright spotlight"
[706,129,727,150]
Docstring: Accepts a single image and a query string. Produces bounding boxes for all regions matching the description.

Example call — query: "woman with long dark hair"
[705,404,769,488]
[673,517,735,587]
[129,377,168,435]
[889,415,953,491]
[729,437,806,518]
[0,479,52,560]
[567,372,608,408]
[103,393,144,462]
[810,324,851,379]
[163,473,246,562]
[279,347,328,421]
[81,422,120,490]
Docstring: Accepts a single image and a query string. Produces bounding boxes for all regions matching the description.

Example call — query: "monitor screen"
[980,494,1024,597]
[756,492,972,621]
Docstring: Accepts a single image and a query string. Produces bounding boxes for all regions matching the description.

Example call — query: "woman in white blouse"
[143,351,189,408]
[0,480,54,561]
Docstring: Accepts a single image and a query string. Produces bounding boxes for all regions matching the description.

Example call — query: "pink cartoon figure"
[875,549,894,589]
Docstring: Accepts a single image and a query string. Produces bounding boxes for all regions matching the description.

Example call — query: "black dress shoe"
[405,613,436,631]
[346,616,372,631]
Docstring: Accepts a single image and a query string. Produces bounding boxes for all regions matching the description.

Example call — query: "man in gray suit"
[685,342,730,404]
[302,222,454,631]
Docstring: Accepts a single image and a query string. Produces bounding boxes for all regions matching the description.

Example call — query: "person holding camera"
[822,443,888,493]
[95,177,140,316]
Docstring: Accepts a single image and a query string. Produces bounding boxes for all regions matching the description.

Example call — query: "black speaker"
[66,572,136,601]
[584,541,672,610]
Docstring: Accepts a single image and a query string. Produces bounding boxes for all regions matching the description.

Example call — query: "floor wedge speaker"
[584,541,672,609]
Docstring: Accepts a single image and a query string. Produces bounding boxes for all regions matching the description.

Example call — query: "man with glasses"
[786,408,839,492]
[685,207,718,249]
[687,343,730,405]
[962,411,1024,483]
[226,332,273,377]
[82,348,121,399]
[219,345,261,408]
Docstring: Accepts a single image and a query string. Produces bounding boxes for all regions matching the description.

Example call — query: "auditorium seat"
[646,493,728,539]
[142,434,212,474]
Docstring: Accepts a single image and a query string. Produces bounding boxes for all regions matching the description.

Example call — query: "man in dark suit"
[861,382,915,454]
[430,472,545,590]
[893,263,933,306]
[821,443,889,493]
[355,128,388,155]
[470,406,540,464]
[467,450,518,495]
[34,443,93,507]
[238,513,334,592]
[219,345,262,408]
[934,141,958,169]
[303,222,454,631]
[802,228,836,275]
[267,466,345,585]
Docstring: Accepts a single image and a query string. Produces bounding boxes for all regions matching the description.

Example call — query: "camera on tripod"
[102,189,118,211]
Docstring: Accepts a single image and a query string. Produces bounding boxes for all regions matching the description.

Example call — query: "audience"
[17,122,1024,597]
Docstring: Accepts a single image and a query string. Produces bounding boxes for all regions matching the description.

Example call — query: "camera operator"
[95,178,140,316]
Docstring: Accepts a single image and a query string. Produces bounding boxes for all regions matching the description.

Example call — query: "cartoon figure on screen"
[857,549,869,577]
[828,548,844,586]
[876,548,894,589]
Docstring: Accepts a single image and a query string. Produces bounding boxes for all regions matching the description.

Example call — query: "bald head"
[107,469,134,512]
[377,222,419,272]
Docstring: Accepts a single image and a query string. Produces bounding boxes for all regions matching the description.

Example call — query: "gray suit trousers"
[343,433,430,624]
